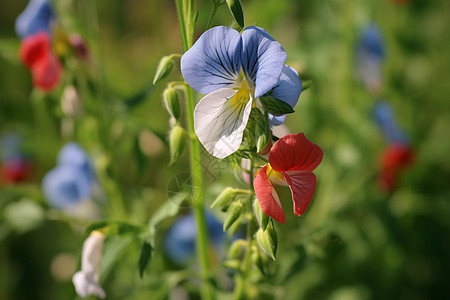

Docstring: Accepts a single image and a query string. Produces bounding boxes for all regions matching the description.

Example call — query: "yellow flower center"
[230,80,254,107]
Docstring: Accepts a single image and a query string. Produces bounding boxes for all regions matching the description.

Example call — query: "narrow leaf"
[138,241,153,278]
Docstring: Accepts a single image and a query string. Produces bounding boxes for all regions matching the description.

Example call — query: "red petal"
[253,165,285,224]
[284,171,317,217]
[269,133,323,172]
[19,32,51,68]
[31,53,62,91]
[380,143,414,172]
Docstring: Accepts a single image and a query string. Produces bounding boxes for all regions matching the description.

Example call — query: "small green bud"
[222,259,241,270]
[211,187,235,209]
[163,87,180,120]
[223,201,243,232]
[226,0,244,31]
[228,239,247,260]
[256,220,277,260]
[254,108,270,153]
[210,188,251,209]
[251,250,266,275]
[253,198,269,231]
[169,125,186,166]
[153,55,174,85]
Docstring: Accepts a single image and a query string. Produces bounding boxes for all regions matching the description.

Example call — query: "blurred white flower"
[72,231,106,299]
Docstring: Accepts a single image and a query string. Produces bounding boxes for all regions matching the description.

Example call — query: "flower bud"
[153,55,174,85]
[223,201,243,232]
[256,221,277,261]
[163,87,180,120]
[253,197,269,231]
[226,0,245,31]
[211,187,236,209]
[169,125,186,166]
[61,85,83,117]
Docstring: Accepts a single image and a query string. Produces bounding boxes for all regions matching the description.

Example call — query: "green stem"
[233,157,256,300]
[205,4,220,30]
[175,1,213,299]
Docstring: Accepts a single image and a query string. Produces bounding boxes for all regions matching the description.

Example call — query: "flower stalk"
[175,1,213,299]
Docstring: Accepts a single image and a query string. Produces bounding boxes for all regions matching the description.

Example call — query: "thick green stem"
[175,1,213,299]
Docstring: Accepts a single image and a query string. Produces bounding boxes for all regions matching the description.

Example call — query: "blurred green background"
[1,0,450,299]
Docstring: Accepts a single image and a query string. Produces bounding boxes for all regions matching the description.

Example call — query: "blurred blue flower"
[15,0,55,39]
[42,143,97,211]
[1,132,23,162]
[181,26,301,158]
[42,165,91,209]
[57,142,95,183]
[373,100,409,144]
[164,211,225,265]
[355,24,385,92]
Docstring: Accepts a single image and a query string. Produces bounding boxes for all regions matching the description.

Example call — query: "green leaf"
[260,95,295,115]
[226,0,245,31]
[253,108,270,153]
[253,198,269,231]
[138,241,153,278]
[256,220,277,260]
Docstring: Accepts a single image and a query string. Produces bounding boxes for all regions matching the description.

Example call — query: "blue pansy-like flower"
[373,100,409,144]
[355,24,385,92]
[15,0,55,39]
[164,211,225,265]
[181,26,302,158]
[42,143,96,210]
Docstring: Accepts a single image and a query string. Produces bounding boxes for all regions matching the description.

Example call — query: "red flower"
[379,142,414,191]
[1,157,31,183]
[253,133,323,224]
[19,31,62,91]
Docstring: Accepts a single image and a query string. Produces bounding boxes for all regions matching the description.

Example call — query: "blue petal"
[373,101,409,144]
[42,165,91,209]
[15,0,55,39]
[271,65,302,108]
[181,26,242,94]
[57,142,95,184]
[268,114,286,127]
[358,24,385,59]
[241,26,287,98]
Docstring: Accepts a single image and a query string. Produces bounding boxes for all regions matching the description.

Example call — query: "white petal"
[194,88,253,159]
[73,271,106,299]
[81,231,105,278]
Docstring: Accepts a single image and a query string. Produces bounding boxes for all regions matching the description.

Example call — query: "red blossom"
[379,142,415,191]
[19,31,62,91]
[254,133,323,224]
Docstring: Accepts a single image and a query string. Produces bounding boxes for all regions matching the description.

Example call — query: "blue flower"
[15,0,55,39]
[42,165,91,209]
[373,100,409,144]
[355,24,385,92]
[164,211,225,265]
[181,26,302,158]
[57,142,95,183]
[42,143,97,211]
